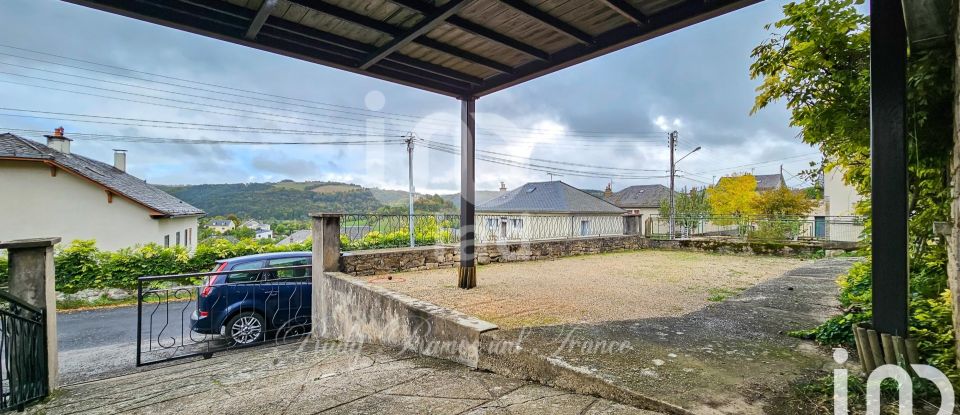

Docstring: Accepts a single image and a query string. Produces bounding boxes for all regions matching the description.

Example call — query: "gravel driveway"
[372,250,805,328]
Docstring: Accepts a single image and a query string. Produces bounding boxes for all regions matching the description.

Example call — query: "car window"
[268,257,311,279]
[227,261,265,283]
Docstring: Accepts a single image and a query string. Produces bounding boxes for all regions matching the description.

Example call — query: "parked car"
[190,252,312,345]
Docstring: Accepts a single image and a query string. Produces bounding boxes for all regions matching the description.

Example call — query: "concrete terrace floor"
[478,258,860,415]
[30,341,660,415]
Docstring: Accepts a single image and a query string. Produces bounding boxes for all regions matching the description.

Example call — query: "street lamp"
[670,145,701,239]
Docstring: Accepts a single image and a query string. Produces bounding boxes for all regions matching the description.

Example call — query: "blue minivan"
[190,252,312,345]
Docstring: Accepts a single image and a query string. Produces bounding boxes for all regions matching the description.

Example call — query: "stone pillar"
[309,214,340,338]
[623,214,642,236]
[0,237,61,391]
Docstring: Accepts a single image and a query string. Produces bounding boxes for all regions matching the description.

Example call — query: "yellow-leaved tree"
[706,174,759,222]
[753,186,817,216]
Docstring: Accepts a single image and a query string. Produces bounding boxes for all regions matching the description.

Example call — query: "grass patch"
[706,287,743,302]
[57,295,139,311]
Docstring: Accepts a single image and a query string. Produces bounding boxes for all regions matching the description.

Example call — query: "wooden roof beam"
[288,0,513,74]
[596,0,649,25]
[387,0,550,61]
[360,0,470,70]
[497,0,593,45]
[244,0,277,39]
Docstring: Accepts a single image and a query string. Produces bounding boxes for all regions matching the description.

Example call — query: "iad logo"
[832,348,955,415]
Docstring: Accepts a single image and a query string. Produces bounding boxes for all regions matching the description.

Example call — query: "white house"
[241,219,270,232]
[0,130,204,251]
[818,165,867,242]
[254,229,274,240]
[824,166,864,217]
[476,181,625,242]
[208,220,235,233]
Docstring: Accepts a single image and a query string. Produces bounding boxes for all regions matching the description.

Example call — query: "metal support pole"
[458,98,477,289]
[406,134,416,248]
[869,0,908,336]
[668,131,677,239]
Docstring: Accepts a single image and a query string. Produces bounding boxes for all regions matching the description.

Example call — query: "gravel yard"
[369,250,804,329]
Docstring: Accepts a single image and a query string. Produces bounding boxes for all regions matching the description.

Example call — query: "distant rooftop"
[608,184,674,209]
[718,173,786,191]
[0,133,204,217]
[478,181,623,214]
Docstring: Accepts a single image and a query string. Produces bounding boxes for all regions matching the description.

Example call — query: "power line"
[0,108,403,136]
[419,141,670,179]
[1,128,407,146]
[687,153,821,175]
[419,138,665,172]
[0,46,668,138]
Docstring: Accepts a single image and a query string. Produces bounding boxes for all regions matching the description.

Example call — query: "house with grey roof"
[606,184,675,235]
[277,229,311,245]
[476,181,625,241]
[0,130,204,251]
[717,173,786,192]
[208,219,235,233]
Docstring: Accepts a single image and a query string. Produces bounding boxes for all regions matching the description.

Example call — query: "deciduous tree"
[706,174,759,218]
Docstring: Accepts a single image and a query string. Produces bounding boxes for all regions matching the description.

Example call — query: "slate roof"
[717,173,786,191]
[608,184,674,209]
[478,181,623,215]
[0,133,204,217]
[754,174,786,191]
[277,229,311,245]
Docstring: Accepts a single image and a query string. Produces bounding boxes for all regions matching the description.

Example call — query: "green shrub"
[55,240,107,293]
[0,255,8,286]
[341,217,454,250]
[52,238,312,293]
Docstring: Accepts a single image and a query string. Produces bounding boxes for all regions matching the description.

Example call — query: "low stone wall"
[339,235,856,276]
[312,271,498,367]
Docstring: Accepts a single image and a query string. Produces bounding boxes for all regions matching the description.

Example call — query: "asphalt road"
[58,304,196,385]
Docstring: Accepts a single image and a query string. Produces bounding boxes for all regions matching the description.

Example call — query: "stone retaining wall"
[339,235,855,276]
[313,271,497,367]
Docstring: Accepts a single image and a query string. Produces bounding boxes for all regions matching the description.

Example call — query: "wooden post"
[458,98,477,289]
[869,0,909,337]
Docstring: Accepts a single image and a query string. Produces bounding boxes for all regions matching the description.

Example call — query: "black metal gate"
[0,291,48,411]
[136,264,312,366]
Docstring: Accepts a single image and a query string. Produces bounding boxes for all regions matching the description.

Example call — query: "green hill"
[158,181,383,220]
[158,181,466,220]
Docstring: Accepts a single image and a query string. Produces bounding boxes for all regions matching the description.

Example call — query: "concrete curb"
[478,331,695,415]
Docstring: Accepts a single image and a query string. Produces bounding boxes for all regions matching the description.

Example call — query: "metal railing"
[340,213,459,251]
[136,264,311,366]
[647,215,865,242]
[0,291,47,411]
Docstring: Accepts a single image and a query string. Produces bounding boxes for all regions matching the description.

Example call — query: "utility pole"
[405,133,415,248]
[668,130,677,239]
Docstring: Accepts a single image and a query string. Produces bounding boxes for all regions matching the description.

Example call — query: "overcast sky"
[0,0,819,193]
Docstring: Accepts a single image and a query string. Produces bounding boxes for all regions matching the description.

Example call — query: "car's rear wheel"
[225,312,265,345]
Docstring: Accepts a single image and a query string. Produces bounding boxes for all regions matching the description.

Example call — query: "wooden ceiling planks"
[63,0,759,97]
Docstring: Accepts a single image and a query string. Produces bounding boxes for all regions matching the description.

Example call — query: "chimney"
[499,181,507,192]
[113,149,127,172]
[44,126,72,154]
[604,182,613,199]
